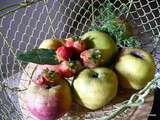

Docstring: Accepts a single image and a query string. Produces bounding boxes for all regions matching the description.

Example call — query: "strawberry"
[57,61,83,78]
[65,37,87,53]
[56,46,73,61]
[38,61,83,78]
[65,37,74,48]
[59,61,74,78]
[73,40,86,53]
[35,68,62,87]
[80,48,104,68]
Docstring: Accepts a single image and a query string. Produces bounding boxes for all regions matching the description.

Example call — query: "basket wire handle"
[100,74,160,120]
[0,0,42,19]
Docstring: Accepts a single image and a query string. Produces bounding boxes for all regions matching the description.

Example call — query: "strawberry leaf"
[71,34,80,41]
[17,48,59,65]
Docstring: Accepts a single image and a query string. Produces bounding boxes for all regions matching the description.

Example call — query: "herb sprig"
[90,3,141,48]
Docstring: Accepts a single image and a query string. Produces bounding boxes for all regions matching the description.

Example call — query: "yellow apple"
[39,38,63,50]
[115,48,156,90]
[72,67,118,110]
[81,31,118,66]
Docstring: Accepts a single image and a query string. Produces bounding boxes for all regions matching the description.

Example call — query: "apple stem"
[92,72,99,78]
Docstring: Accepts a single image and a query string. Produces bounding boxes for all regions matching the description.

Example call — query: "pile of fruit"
[16,3,157,120]
[18,30,156,120]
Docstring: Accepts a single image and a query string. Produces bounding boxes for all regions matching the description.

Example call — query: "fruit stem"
[92,72,99,78]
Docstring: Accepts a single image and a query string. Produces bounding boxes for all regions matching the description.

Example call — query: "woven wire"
[0,0,160,119]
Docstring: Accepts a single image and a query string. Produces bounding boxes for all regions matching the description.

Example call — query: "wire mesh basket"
[0,0,160,120]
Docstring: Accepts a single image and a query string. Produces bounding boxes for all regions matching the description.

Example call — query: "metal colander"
[0,0,160,120]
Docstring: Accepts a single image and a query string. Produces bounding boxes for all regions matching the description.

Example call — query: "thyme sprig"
[90,3,141,48]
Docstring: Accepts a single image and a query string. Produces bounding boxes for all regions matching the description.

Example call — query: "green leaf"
[17,48,59,65]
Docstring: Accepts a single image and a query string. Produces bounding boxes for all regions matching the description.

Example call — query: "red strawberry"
[40,61,74,78]
[35,68,63,87]
[38,61,83,78]
[59,61,74,78]
[80,49,104,68]
[65,37,74,48]
[56,46,72,61]
[57,61,83,78]
[73,40,86,53]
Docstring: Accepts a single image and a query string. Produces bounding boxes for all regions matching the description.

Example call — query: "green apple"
[81,31,118,65]
[72,67,118,110]
[115,48,156,90]
[39,38,63,50]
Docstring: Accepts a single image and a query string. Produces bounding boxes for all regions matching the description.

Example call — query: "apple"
[81,31,118,66]
[39,38,63,50]
[72,67,118,110]
[25,70,72,120]
[115,48,156,90]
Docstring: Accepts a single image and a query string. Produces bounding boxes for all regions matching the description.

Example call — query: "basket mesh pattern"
[0,0,160,119]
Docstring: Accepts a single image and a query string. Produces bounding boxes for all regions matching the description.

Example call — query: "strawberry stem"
[89,49,102,61]
[71,34,80,41]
